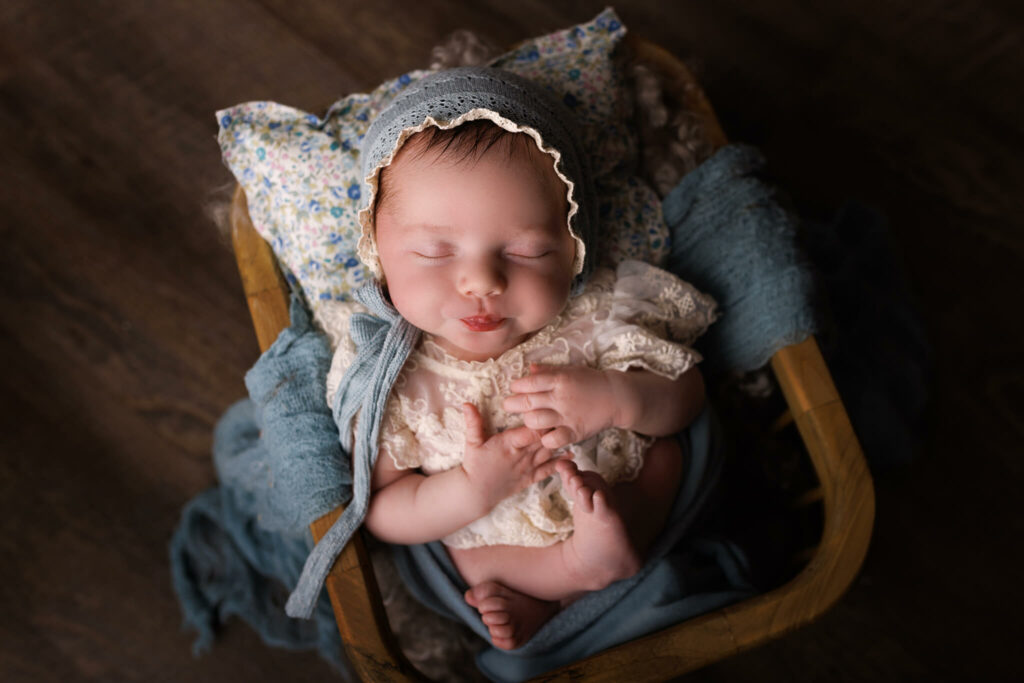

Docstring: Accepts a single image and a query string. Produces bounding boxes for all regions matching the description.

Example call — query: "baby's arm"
[364,404,560,545]
[504,363,705,449]
[606,365,705,436]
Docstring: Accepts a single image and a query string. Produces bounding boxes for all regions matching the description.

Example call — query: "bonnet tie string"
[285,281,420,619]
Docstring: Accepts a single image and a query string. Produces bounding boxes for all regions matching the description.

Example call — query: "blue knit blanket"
[169,144,818,678]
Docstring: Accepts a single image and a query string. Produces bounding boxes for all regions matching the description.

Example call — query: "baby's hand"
[503,363,622,450]
[460,403,560,513]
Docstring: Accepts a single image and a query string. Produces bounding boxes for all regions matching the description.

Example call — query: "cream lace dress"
[317,260,717,549]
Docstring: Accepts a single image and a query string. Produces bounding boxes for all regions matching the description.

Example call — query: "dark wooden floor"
[1,1,1021,681]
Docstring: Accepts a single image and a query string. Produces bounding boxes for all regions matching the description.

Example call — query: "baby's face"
[375,135,576,362]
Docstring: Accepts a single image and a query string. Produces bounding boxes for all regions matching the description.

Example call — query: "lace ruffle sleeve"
[592,260,718,379]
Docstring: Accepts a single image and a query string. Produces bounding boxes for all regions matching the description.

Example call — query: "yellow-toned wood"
[229,186,291,352]
[228,35,874,682]
[771,339,846,420]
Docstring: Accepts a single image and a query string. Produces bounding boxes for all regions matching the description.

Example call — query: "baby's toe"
[478,595,510,614]
[572,477,595,512]
[482,611,511,626]
[565,473,580,495]
[555,458,578,481]
[491,636,517,650]
[488,623,515,639]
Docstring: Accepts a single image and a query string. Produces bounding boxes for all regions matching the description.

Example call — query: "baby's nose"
[459,258,506,298]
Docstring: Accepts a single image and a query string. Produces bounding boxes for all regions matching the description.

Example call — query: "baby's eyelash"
[506,250,552,259]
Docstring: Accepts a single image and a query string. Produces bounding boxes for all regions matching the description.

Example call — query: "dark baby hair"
[374,119,536,213]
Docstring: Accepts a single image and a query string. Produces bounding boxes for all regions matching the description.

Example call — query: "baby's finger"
[501,425,542,450]
[531,447,556,467]
[462,403,486,447]
[530,458,561,483]
[509,369,558,394]
[540,426,576,450]
[521,408,562,431]
[502,391,550,413]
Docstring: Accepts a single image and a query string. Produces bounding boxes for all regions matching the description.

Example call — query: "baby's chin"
[437,327,533,362]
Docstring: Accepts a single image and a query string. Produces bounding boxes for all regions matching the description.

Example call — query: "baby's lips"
[460,315,504,332]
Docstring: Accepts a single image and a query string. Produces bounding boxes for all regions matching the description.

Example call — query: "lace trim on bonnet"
[355,108,585,280]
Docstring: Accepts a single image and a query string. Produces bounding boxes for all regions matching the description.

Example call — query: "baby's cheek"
[388,273,433,318]
[527,276,571,323]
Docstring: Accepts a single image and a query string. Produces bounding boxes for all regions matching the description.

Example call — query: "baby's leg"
[454,438,683,647]
[450,463,638,601]
[452,467,629,650]
[453,437,683,596]
[554,437,684,589]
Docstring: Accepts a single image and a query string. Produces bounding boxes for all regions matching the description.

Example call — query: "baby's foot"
[555,460,642,591]
[465,581,559,650]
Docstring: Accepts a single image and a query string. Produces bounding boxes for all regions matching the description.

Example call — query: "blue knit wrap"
[284,281,420,619]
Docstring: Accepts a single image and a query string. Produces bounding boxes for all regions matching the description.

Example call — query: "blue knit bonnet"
[356,66,598,290]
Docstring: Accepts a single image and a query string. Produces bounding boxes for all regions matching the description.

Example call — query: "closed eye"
[506,250,553,260]
[411,249,454,260]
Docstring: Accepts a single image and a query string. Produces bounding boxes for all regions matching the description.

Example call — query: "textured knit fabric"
[169,402,347,673]
[236,292,350,530]
[663,144,818,373]
[285,281,420,619]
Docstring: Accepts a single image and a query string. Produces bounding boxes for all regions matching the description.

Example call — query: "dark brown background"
[1,1,1021,681]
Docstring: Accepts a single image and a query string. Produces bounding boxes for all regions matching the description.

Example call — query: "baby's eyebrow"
[403,222,456,235]
[395,222,566,242]
[508,226,569,243]
[507,234,559,247]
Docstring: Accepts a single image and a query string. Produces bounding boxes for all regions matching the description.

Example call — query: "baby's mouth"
[460,316,505,332]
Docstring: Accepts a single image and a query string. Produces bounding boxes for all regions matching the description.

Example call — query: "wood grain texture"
[230,187,291,352]
[2,1,1021,681]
